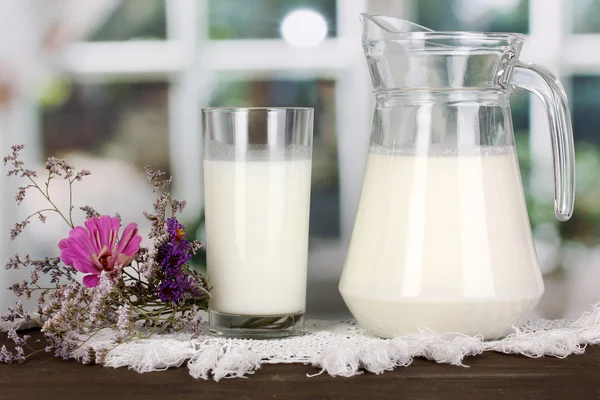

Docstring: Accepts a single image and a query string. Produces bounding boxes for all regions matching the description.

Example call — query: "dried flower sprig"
[0,145,210,364]
[3,144,91,237]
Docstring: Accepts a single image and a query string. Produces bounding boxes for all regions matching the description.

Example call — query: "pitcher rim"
[361,13,525,43]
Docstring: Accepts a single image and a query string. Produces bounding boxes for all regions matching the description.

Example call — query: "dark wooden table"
[1,330,599,400]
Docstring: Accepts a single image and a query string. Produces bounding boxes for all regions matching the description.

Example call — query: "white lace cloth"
[3,305,600,381]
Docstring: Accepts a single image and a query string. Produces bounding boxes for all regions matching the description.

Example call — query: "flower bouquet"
[0,145,211,364]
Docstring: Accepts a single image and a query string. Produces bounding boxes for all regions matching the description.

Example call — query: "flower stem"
[22,168,73,228]
[68,178,74,227]
[24,347,46,359]
[25,209,59,221]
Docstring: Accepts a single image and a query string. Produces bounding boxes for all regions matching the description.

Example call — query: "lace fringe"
[3,304,600,380]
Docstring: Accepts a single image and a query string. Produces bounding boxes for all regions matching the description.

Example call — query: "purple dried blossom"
[9,281,30,298]
[10,219,30,240]
[3,145,28,178]
[144,166,165,181]
[144,191,172,239]
[45,157,74,179]
[0,346,25,364]
[116,304,133,336]
[89,276,115,325]
[7,329,30,348]
[190,240,203,255]
[6,329,18,342]
[30,264,41,284]
[0,345,14,364]
[80,205,100,219]
[2,145,37,180]
[179,306,204,337]
[18,256,76,284]
[171,199,187,215]
[145,166,172,192]
[74,169,91,181]
[45,332,77,360]
[139,259,160,281]
[5,253,31,270]
[1,301,29,322]
[3,144,24,164]
[20,169,37,179]
[13,346,25,363]
[15,186,28,205]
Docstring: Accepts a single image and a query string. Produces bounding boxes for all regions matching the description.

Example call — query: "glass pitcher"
[339,15,575,339]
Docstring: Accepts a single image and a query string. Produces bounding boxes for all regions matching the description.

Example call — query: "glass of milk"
[202,107,313,338]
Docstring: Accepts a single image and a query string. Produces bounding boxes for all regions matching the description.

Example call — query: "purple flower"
[58,215,142,287]
[167,217,188,244]
[156,218,192,269]
[156,218,196,303]
[157,273,186,303]
[10,219,30,240]
[0,345,13,364]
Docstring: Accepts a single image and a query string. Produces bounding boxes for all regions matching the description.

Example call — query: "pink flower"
[58,215,142,287]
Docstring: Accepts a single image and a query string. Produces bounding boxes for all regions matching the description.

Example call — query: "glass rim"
[384,31,525,42]
[361,14,525,43]
[365,30,526,42]
[202,107,313,114]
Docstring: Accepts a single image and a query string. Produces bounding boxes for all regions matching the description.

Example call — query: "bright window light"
[281,9,328,48]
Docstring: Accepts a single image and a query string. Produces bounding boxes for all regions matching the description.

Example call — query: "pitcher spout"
[360,13,433,41]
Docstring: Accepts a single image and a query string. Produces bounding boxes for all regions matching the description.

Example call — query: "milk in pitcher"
[339,147,544,339]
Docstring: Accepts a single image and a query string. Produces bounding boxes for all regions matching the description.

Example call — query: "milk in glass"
[204,157,311,315]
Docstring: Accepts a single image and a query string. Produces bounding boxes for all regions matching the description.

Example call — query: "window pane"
[207,0,337,40]
[42,81,170,175]
[572,76,600,144]
[571,0,600,33]
[210,77,340,239]
[415,0,529,33]
[559,75,600,244]
[87,0,166,41]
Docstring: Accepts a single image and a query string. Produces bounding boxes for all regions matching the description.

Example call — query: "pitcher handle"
[511,61,575,221]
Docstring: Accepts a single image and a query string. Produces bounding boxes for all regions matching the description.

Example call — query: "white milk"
[204,158,312,316]
[340,147,544,339]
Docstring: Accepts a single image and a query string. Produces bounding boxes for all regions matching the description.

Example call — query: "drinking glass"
[202,107,313,338]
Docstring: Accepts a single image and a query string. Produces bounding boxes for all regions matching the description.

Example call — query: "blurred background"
[1,0,600,320]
